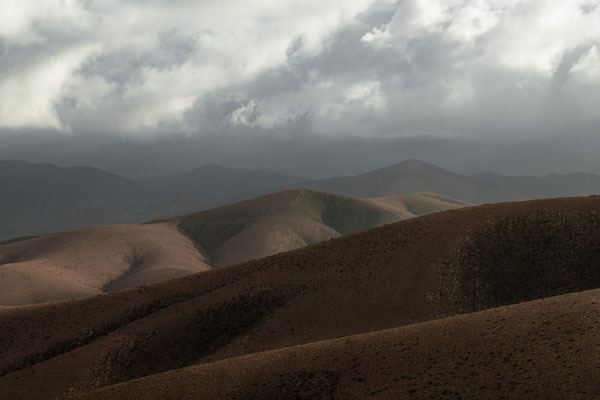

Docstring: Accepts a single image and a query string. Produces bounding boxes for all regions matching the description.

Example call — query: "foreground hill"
[1,196,599,399]
[0,190,466,305]
[79,288,600,399]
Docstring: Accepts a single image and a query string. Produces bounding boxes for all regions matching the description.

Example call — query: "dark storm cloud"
[3,128,600,181]
[0,1,599,178]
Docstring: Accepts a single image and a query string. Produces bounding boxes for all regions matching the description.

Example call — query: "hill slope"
[175,190,468,266]
[0,190,467,305]
[79,288,600,400]
[0,222,210,306]
[1,196,599,398]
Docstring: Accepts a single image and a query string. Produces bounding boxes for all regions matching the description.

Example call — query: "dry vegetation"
[438,209,600,313]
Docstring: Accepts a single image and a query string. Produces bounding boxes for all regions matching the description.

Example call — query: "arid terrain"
[3,1,598,398]
[0,190,467,306]
[175,190,468,266]
[0,222,210,306]
[78,289,600,400]
[1,196,599,399]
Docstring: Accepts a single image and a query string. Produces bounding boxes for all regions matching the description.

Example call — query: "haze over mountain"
[0,189,467,306]
[294,159,600,203]
[0,161,306,240]
[292,159,507,203]
[0,161,146,241]
[2,196,600,399]
[3,158,600,240]
[142,165,308,216]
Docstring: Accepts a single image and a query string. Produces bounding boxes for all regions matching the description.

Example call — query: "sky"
[0,0,599,179]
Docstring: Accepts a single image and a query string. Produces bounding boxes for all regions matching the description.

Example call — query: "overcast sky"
[1,0,599,178]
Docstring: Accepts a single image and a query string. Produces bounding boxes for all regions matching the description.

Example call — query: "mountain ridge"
[3,158,600,240]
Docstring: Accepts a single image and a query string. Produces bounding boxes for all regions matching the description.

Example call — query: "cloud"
[1,0,599,177]
[0,0,376,133]
[0,44,99,129]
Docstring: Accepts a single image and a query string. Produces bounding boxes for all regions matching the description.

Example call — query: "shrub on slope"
[440,210,600,312]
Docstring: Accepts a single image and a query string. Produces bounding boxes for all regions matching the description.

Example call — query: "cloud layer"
[1,0,599,139]
[1,0,599,179]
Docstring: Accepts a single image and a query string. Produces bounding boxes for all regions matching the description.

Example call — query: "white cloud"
[343,81,385,110]
[0,0,377,132]
[0,0,91,46]
[363,0,599,73]
[0,44,99,129]
[571,44,600,82]
[488,1,600,73]
[0,0,599,139]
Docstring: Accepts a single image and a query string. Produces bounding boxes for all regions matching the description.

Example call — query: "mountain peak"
[367,159,453,176]
[395,159,439,168]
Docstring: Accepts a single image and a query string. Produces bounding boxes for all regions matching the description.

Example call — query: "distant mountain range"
[291,159,600,203]
[0,161,306,240]
[2,158,600,240]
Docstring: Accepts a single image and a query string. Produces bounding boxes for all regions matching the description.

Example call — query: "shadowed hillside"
[1,196,599,399]
[176,190,468,266]
[78,288,600,400]
[0,161,146,240]
[0,161,306,240]
[0,190,467,305]
[437,208,600,313]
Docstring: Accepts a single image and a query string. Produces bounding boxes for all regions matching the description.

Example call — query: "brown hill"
[0,190,467,306]
[175,190,469,266]
[78,288,600,400]
[0,196,599,399]
[0,222,210,306]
